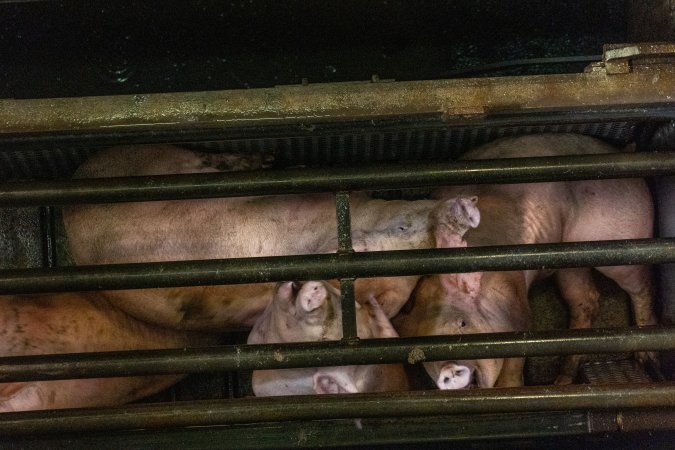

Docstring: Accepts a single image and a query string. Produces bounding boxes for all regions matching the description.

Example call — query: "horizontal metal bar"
[1,327,672,382]
[1,384,674,435]
[3,411,598,448]
[1,152,675,206]
[1,238,673,295]
[2,69,675,135]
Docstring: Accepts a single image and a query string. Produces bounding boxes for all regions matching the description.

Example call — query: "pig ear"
[313,370,359,394]
[439,271,482,301]
[433,196,480,248]
[296,281,329,313]
[367,295,399,338]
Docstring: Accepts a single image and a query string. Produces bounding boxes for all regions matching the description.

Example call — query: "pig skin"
[0,292,215,412]
[63,144,468,330]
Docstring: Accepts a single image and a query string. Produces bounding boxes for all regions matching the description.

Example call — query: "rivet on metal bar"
[335,191,357,339]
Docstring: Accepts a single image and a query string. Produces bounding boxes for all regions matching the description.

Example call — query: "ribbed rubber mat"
[0,121,636,181]
[580,359,653,384]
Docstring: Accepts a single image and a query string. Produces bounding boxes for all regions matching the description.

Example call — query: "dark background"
[0,0,630,98]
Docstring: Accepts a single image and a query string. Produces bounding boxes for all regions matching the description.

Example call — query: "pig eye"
[458,319,466,328]
[397,225,408,232]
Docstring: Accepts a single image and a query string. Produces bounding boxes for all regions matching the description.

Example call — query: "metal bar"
[0,411,603,448]
[2,69,675,134]
[38,206,57,268]
[1,384,674,435]
[0,327,672,382]
[1,238,674,295]
[2,152,675,206]
[335,191,358,339]
[339,278,357,340]
[335,192,353,253]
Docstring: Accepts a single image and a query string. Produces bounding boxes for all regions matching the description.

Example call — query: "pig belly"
[0,292,214,412]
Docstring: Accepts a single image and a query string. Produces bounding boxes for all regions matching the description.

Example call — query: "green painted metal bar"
[1,152,675,206]
[1,383,673,435]
[1,238,673,295]
[0,326,672,382]
[339,278,358,340]
[0,411,608,448]
[335,191,358,339]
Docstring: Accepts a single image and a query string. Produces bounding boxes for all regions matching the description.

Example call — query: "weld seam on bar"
[0,327,672,382]
[1,238,674,295]
[1,384,673,435]
[2,153,675,206]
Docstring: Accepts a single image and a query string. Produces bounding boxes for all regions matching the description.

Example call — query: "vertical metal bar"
[335,192,358,339]
[39,206,56,268]
[339,278,358,339]
[335,191,353,252]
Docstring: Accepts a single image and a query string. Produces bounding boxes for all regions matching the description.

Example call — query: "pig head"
[248,281,408,396]
[395,195,530,389]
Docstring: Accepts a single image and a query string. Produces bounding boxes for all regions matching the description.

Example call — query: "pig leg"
[554,268,601,385]
[0,376,183,413]
[494,358,525,387]
[595,264,659,366]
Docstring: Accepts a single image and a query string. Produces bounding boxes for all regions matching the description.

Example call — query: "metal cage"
[1,43,675,448]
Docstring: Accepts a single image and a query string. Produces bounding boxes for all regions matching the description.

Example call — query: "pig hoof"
[554,375,575,386]
[635,351,660,369]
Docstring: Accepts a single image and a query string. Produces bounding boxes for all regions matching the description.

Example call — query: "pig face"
[247,280,343,346]
[409,273,506,389]
[249,282,408,396]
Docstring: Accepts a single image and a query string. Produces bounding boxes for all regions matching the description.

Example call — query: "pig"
[63,144,475,331]
[0,291,214,412]
[247,281,409,396]
[396,133,658,389]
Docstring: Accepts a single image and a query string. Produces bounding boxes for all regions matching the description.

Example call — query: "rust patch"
[407,347,426,364]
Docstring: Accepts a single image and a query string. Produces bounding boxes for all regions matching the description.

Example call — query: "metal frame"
[2,52,675,444]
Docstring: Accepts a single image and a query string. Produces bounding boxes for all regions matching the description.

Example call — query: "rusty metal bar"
[2,69,675,134]
[1,383,673,435]
[1,238,673,295]
[0,326,672,382]
[2,152,675,206]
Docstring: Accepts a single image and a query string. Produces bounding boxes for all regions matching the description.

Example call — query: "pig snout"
[437,363,474,390]
[296,281,329,313]
[453,196,480,229]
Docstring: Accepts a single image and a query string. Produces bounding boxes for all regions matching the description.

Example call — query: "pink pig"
[64,144,472,330]
[0,292,214,412]
[247,281,409,396]
[397,133,657,389]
